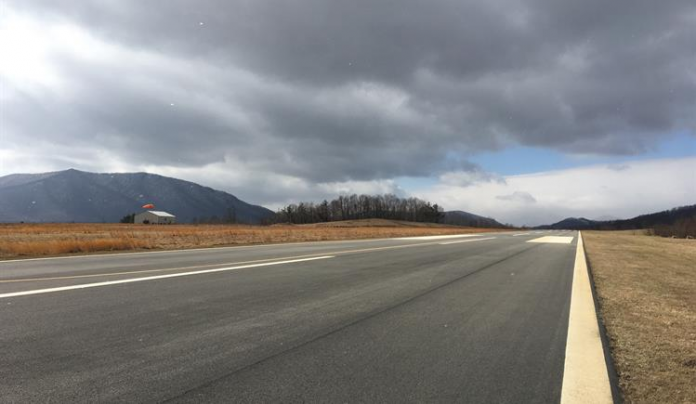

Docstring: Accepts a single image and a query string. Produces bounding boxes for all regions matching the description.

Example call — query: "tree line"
[649,216,696,238]
[593,205,696,238]
[271,194,445,224]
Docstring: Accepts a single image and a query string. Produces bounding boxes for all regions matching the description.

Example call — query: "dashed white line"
[439,237,497,245]
[0,256,334,299]
[0,233,500,264]
[396,234,487,241]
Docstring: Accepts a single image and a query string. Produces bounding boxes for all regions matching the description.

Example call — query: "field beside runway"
[0,220,499,260]
[583,231,696,403]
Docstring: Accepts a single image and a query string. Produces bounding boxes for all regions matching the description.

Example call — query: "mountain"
[537,217,598,230]
[0,169,274,224]
[593,215,621,221]
[443,210,507,228]
[537,204,696,230]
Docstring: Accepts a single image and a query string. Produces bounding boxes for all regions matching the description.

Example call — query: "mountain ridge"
[443,210,508,228]
[536,205,696,230]
[0,169,273,224]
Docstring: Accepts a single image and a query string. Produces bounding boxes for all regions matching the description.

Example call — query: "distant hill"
[537,217,598,230]
[443,210,507,228]
[0,169,273,224]
[593,215,621,221]
[537,205,696,230]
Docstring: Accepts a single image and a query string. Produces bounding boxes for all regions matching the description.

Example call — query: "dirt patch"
[0,221,499,260]
[583,231,696,404]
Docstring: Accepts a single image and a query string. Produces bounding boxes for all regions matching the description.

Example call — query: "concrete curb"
[585,243,623,404]
[560,231,613,404]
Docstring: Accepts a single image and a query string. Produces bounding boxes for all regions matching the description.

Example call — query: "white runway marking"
[0,233,497,264]
[396,234,486,241]
[513,233,531,236]
[527,236,574,244]
[0,256,334,299]
[439,237,497,245]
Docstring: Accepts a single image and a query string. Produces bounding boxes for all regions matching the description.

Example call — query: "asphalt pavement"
[0,230,578,403]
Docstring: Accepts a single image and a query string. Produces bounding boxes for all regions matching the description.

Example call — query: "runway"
[1,230,583,403]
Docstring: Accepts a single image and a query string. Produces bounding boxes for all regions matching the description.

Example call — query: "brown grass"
[0,221,498,260]
[583,230,696,404]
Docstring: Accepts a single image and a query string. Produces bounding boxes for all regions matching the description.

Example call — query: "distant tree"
[317,200,330,222]
[652,216,696,238]
[120,213,135,223]
[272,194,446,225]
[225,207,238,224]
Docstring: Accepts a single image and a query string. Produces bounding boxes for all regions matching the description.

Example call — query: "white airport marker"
[439,237,497,245]
[0,256,334,299]
[527,236,574,244]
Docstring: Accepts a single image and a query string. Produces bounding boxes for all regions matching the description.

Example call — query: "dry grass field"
[583,231,696,404]
[0,220,497,260]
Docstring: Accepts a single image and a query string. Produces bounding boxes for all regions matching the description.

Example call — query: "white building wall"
[133,211,176,224]
[134,211,157,224]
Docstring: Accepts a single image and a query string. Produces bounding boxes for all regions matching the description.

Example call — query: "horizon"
[1,1,694,226]
[2,165,693,227]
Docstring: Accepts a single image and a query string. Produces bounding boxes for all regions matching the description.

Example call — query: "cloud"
[496,191,537,204]
[438,170,506,187]
[0,0,694,192]
[606,164,630,172]
[418,157,696,226]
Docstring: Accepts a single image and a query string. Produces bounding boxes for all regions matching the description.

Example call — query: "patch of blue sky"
[397,132,694,192]
[470,132,694,176]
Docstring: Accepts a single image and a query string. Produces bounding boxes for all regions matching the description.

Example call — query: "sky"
[0,0,694,225]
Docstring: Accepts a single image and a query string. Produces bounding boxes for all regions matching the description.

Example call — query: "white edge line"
[560,232,613,404]
[439,237,497,245]
[0,232,514,264]
[0,256,334,299]
[0,241,345,263]
[395,234,489,241]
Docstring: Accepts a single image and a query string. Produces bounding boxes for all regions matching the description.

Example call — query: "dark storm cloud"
[4,0,696,183]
